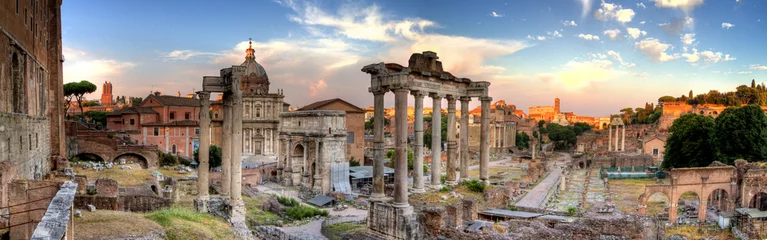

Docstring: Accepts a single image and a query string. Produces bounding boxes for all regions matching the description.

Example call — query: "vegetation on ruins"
[81,100,101,107]
[660,80,767,106]
[64,80,98,116]
[566,206,577,216]
[158,151,191,166]
[461,179,486,193]
[545,123,577,150]
[276,196,299,207]
[83,111,108,127]
[193,144,223,169]
[516,131,530,149]
[387,149,427,173]
[363,117,390,134]
[712,105,767,164]
[663,105,767,168]
[145,208,235,239]
[286,205,329,220]
[618,102,661,125]
[349,156,360,166]
[662,114,716,169]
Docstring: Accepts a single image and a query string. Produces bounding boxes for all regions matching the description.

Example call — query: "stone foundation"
[367,201,419,240]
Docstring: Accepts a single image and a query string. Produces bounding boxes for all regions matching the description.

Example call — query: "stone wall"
[483,186,511,208]
[0,113,52,182]
[8,180,63,240]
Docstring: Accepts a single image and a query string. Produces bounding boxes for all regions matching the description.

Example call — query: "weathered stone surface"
[87,204,96,212]
[31,182,77,240]
[95,178,119,197]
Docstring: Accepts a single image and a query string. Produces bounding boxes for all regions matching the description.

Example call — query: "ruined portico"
[362,51,491,239]
[608,117,626,152]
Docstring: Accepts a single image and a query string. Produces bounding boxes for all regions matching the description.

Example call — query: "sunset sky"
[62,0,767,117]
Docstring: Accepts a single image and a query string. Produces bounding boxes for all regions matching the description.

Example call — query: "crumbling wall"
[483,186,511,208]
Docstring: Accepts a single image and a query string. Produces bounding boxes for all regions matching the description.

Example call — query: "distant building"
[298,98,365,163]
[643,136,666,164]
[107,92,201,159]
[467,100,518,153]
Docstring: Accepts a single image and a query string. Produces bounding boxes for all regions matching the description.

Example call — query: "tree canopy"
[661,114,716,169]
[193,144,223,170]
[546,123,577,150]
[516,131,530,150]
[713,105,767,164]
[64,80,97,116]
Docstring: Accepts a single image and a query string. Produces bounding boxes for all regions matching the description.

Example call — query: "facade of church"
[210,41,289,156]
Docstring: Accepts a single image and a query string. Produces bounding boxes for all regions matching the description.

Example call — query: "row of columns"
[195,87,245,215]
[607,124,626,151]
[370,88,491,207]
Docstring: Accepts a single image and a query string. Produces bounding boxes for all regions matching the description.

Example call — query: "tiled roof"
[298,98,364,113]
[106,107,158,116]
[146,94,200,107]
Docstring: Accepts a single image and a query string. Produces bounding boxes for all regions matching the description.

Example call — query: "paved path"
[515,153,571,208]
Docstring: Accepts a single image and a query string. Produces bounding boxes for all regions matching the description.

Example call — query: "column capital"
[370,88,388,95]
[391,87,410,93]
[223,93,233,106]
[480,96,493,102]
[196,91,211,105]
[459,96,472,102]
[446,95,457,102]
[411,90,426,98]
[429,92,443,99]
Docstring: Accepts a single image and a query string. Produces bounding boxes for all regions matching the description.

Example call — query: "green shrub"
[349,157,360,167]
[286,205,328,220]
[508,205,518,211]
[157,151,178,166]
[276,196,299,207]
[107,132,116,138]
[461,179,486,193]
[178,157,191,166]
[439,186,450,193]
[440,174,447,184]
[566,206,577,216]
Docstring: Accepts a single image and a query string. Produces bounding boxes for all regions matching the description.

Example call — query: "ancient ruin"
[361,51,491,239]
[607,117,626,152]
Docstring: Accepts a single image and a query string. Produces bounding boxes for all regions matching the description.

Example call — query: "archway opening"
[114,153,149,168]
[707,189,729,215]
[74,153,105,162]
[677,191,700,222]
[292,144,305,175]
[750,192,767,211]
[646,192,671,216]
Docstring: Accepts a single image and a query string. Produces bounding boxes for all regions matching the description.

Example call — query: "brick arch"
[707,188,731,212]
[113,153,149,168]
[74,153,107,162]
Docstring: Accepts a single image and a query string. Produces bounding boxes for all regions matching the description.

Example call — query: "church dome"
[241,39,270,95]
[242,40,268,78]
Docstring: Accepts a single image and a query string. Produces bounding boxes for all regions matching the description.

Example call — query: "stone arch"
[74,153,106,162]
[644,191,671,216]
[114,153,149,168]
[707,188,730,212]
[750,192,767,211]
[292,143,305,171]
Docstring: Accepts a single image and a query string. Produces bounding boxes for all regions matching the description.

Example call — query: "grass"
[145,208,235,240]
[410,184,497,209]
[609,178,669,214]
[77,163,153,186]
[326,222,365,233]
[157,168,195,178]
[467,166,524,182]
[245,195,285,226]
[74,210,163,240]
[664,225,735,240]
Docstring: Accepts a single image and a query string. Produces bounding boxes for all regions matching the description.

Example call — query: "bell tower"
[101,81,113,105]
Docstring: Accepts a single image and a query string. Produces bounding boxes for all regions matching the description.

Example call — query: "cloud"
[681,48,736,65]
[588,52,607,59]
[491,12,503,18]
[528,30,562,41]
[738,71,752,75]
[548,30,563,38]
[635,38,679,62]
[578,33,600,40]
[603,29,622,40]
[540,59,625,90]
[607,50,624,64]
[594,1,636,23]
[563,20,578,26]
[580,0,593,20]
[653,0,704,12]
[162,50,222,61]
[640,21,646,24]
[637,2,647,8]
[751,64,767,70]
[658,17,694,35]
[63,46,137,85]
[626,27,647,38]
[722,22,735,29]
[632,72,648,77]
[681,33,695,45]
[309,79,328,96]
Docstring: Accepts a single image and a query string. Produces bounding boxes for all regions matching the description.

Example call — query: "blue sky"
[62,0,767,116]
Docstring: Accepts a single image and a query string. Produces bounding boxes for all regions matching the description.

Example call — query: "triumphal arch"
[362,51,491,239]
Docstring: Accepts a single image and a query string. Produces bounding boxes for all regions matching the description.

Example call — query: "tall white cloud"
[635,38,679,62]
[681,33,695,45]
[626,28,647,38]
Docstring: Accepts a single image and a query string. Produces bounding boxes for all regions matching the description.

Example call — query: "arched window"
[256,108,261,118]
[172,144,177,154]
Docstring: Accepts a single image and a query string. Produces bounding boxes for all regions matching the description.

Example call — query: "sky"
[61,0,767,117]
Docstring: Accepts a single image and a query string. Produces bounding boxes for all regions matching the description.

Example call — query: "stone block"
[462,198,478,222]
[87,204,96,212]
[95,178,119,197]
[74,176,87,194]
[445,203,463,230]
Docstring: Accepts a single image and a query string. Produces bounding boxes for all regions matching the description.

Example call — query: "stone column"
[285,138,292,185]
[480,97,492,184]
[430,93,443,188]
[302,138,309,187]
[277,137,284,182]
[460,97,470,181]
[371,89,386,201]
[221,93,232,198]
[614,125,619,152]
[313,139,321,192]
[608,125,612,151]
[195,91,211,213]
[621,125,626,152]
[393,88,409,207]
[231,84,245,213]
[446,95,457,185]
[411,91,426,193]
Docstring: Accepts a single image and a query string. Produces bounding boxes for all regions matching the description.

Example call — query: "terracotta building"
[643,136,666,164]
[209,41,289,157]
[298,98,365,163]
[0,0,66,179]
[101,81,113,105]
[106,92,201,159]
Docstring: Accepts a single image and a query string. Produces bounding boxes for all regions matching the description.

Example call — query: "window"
[130,119,135,125]
[652,148,659,155]
[347,132,355,144]
[16,0,19,14]
[121,119,125,125]
[35,133,38,148]
[172,144,177,154]
[153,127,159,136]
[194,128,200,136]
[170,112,175,120]
[28,134,31,150]
[185,112,190,120]
[24,9,27,25]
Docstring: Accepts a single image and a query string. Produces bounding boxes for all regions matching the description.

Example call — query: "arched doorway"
[114,153,149,168]
[750,192,767,211]
[293,144,304,171]
[74,153,105,162]
[677,191,700,222]
[707,189,730,213]
[646,192,671,216]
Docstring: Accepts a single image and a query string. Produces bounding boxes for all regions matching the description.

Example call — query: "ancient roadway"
[515,153,570,208]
